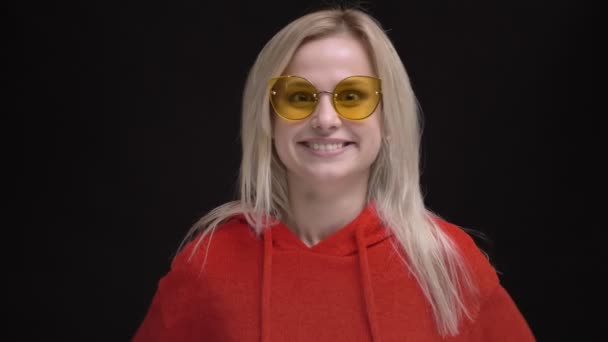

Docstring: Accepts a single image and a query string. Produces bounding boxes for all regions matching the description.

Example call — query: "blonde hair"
[181,7,478,337]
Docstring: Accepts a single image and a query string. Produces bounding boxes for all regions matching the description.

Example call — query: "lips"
[305,142,344,151]
[297,139,355,154]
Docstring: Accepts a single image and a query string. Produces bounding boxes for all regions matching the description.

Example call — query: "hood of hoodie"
[259,203,391,342]
[268,203,393,255]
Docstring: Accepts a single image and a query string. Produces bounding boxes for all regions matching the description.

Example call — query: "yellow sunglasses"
[269,75,382,121]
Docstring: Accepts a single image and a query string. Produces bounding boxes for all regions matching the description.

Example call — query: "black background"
[17,1,600,341]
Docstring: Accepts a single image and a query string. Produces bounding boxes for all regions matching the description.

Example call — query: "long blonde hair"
[181,7,478,337]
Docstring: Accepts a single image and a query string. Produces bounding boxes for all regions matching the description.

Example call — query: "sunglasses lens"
[269,75,382,121]
[334,76,381,120]
[270,76,317,120]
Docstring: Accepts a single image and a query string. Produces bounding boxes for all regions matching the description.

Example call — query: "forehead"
[283,32,376,89]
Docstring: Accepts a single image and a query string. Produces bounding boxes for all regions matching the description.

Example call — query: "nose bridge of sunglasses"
[313,90,336,99]
[311,91,337,113]
[311,91,343,119]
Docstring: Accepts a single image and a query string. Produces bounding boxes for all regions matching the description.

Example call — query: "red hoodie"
[133,204,535,341]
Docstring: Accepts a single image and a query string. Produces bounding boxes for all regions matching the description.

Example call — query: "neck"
[285,174,369,247]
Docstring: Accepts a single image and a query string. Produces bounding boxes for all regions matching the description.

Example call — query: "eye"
[288,91,315,103]
[336,90,367,104]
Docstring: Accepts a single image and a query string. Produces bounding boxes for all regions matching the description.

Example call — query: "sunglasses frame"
[269,75,382,121]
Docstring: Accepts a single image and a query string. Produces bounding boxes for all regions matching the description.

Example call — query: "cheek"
[368,135,382,162]
[273,119,286,144]
[363,115,383,154]
[272,120,294,163]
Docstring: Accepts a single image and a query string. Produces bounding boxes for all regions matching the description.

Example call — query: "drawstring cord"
[261,224,380,341]
[357,225,381,342]
[261,228,273,342]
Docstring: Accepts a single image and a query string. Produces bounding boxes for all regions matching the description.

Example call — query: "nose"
[311,92,341,131]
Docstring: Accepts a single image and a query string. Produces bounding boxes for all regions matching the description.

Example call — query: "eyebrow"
[281,77,370,91]
[286,80,314,88]
[335,80,360,88]
[335,78,371,87]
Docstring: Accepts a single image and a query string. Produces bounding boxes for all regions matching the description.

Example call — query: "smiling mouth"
[298,142,355,152]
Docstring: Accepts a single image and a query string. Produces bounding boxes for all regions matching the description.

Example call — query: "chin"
[300,167,366,185]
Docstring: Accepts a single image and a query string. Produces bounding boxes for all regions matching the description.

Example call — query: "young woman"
[133,7,535,342]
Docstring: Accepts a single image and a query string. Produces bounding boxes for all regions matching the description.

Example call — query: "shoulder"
[433,217,489,261]
[433,218,537,338]
[139,217,261,333]
[170,215,262,274]
[433,216,500,297]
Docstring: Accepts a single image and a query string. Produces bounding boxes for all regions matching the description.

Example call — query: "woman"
[133,7,535,341]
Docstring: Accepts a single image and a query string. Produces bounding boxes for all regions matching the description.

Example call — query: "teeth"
[307,143,345,151]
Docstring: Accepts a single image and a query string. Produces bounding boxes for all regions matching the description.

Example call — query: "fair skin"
[273,31,383,247]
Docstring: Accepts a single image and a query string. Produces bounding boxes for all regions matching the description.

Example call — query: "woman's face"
[272,32,383,187]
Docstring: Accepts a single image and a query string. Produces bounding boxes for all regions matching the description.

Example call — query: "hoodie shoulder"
[433,218,536,340]
[134,217,261,339]
[433,217,500,299]
[171,216,261,273]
